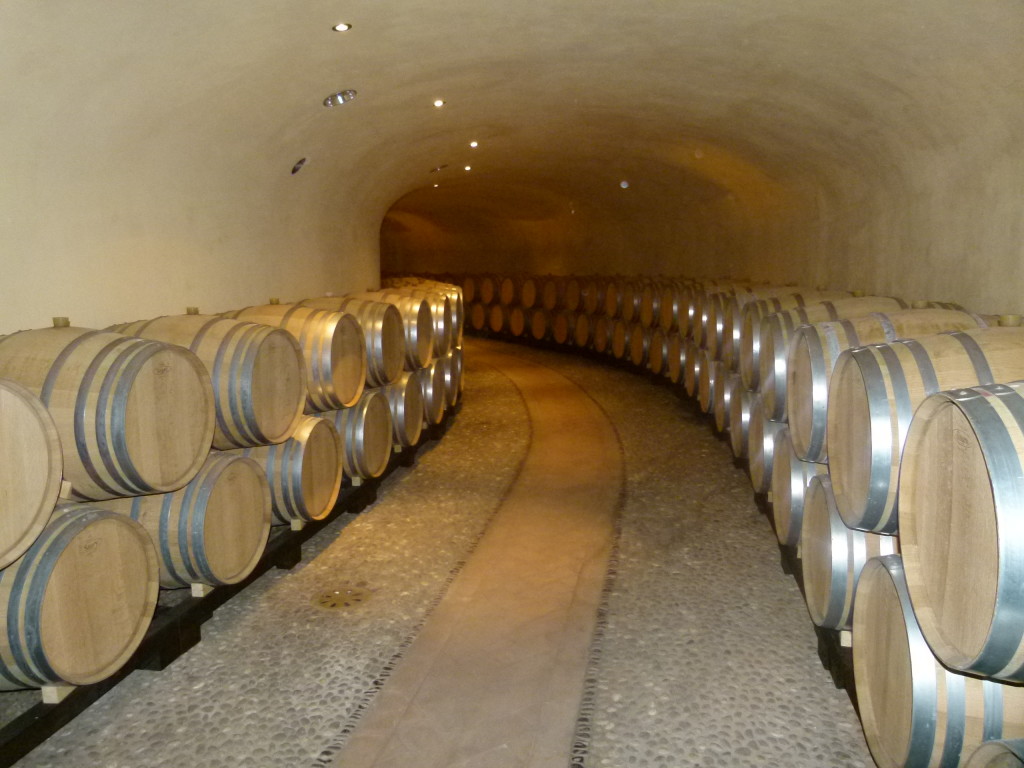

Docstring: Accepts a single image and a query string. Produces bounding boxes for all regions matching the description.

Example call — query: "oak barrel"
[0,379,63,568]
[468,301,487,332]
[102,453,271,586]
[786,308,988,463]
[853,555,1024,768]
[508,306,527,337]
[611,319,630,360]
[227,415,342,523]
[573,312,592,349]
[828,327,1024,533]
[728,384,753,459]
[747,393,785,494]
[0,327,214,499]
[383,372,424,448]
[352,291,434,370]
[112,315,305,450]
[900,382,1024,681]
[488,303,510,334]
[965,741,1024,768]
[750,295,909,404]
[551,310,573,345]
[223,303,366,411]
[0,502,157,689]
[528,308,550,341]
[418,359,448,427]
[442,347,463,408]
[299,296,406,387]
[769,427,827,548]
[648,328,668,376]
[592,315,612,355]
[800,474,897,629]
[321,389,393,480]
[378,288,452,358]
[665,333,684,384]
[628,323,649,368]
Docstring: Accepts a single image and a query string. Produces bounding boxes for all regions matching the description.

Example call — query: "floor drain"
[313,584,372,610]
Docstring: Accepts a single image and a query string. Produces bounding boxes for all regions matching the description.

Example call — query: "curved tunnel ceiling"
[0,0,1022,330]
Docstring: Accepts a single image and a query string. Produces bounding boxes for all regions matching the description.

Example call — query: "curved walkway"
[329,343,624,767]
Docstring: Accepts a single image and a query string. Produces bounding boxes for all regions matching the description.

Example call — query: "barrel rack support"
[0,405,460,768]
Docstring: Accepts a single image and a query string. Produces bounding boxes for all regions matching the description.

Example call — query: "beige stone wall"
[1,1,1021,333]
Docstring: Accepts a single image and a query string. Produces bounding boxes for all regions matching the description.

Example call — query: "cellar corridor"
[6,339,870,767]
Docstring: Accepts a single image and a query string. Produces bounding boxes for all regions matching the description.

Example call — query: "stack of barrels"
[445,268,1024,767]
[0,280,462,697]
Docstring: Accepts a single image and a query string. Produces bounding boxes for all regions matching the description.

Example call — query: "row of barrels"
[0,282,464,695]
[448,269,1024,768]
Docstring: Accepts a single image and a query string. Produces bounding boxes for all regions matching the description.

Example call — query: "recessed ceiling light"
[430,164,448,173]
[433,99,446,108]
[291,158,307,174]
[323,89,357,107]
[464,166,472,171]
[469,141,478,148]
[433,184,439,188]
[620,180,630,189]
[333,22,352,32]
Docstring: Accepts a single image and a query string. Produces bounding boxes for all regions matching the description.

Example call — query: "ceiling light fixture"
[333,22,352,32]
[323,89,357,107]
[433,99,446,108]
[464,166,472,171]
[469,141,478,148]
[620,180,630,189]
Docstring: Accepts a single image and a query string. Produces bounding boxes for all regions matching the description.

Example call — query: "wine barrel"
[610,319,629,360]
[697,350,718,414]
[477,275,498,305]
[384,372,425,447]
[747,393,785,494]
[488,303,509,334]
[378,288,452,358]
[770,427,827,548]
[714,371,740,433]
[747,295,908,395]
[580,278,602,316]
[321,389,393,480]
[461,275,478,304]
[0,379,63,569]
[418,360,447,427]
[536,276,558,311]
[508,306,527,337]
[900,382,1024,681]
[528,308,550,341]
[299,296,406,387]
[722,290,852,372]
[103,454,271,586]
[386,278,464,346]
[498,275,518,307]
[592,315,613,354]
[468,301,487,332]
[854,555,1024,768]
[573,312,592,349]
[828,327,1024,533]
[223,303,367,411]
[520,276,539,309]
[965,741,1024,768]
[648,328,668,376]
[728,385,753,459]
[628,323,649,368]
[111,315,305,450]
[786,308,989,463]
[620,283,641,324]
[638,284,661,328]
[603,280,624,318]
[442,348,462,408]
[563,278,582,312]
[226,415,342,524]
[0,502,157,689]
[801,474,897,629]
[352,292,434,370]
[0,326,214,499]
[551,311,573,345]
[665,333,684,384]
[683,338,702,398]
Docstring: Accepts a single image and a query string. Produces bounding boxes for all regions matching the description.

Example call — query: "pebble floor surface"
[4,337,873,767]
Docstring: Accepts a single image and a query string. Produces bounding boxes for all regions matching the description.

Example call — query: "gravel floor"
[5,337,872,767]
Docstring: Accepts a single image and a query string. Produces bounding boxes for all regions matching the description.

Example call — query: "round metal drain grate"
[313,583,372,610]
